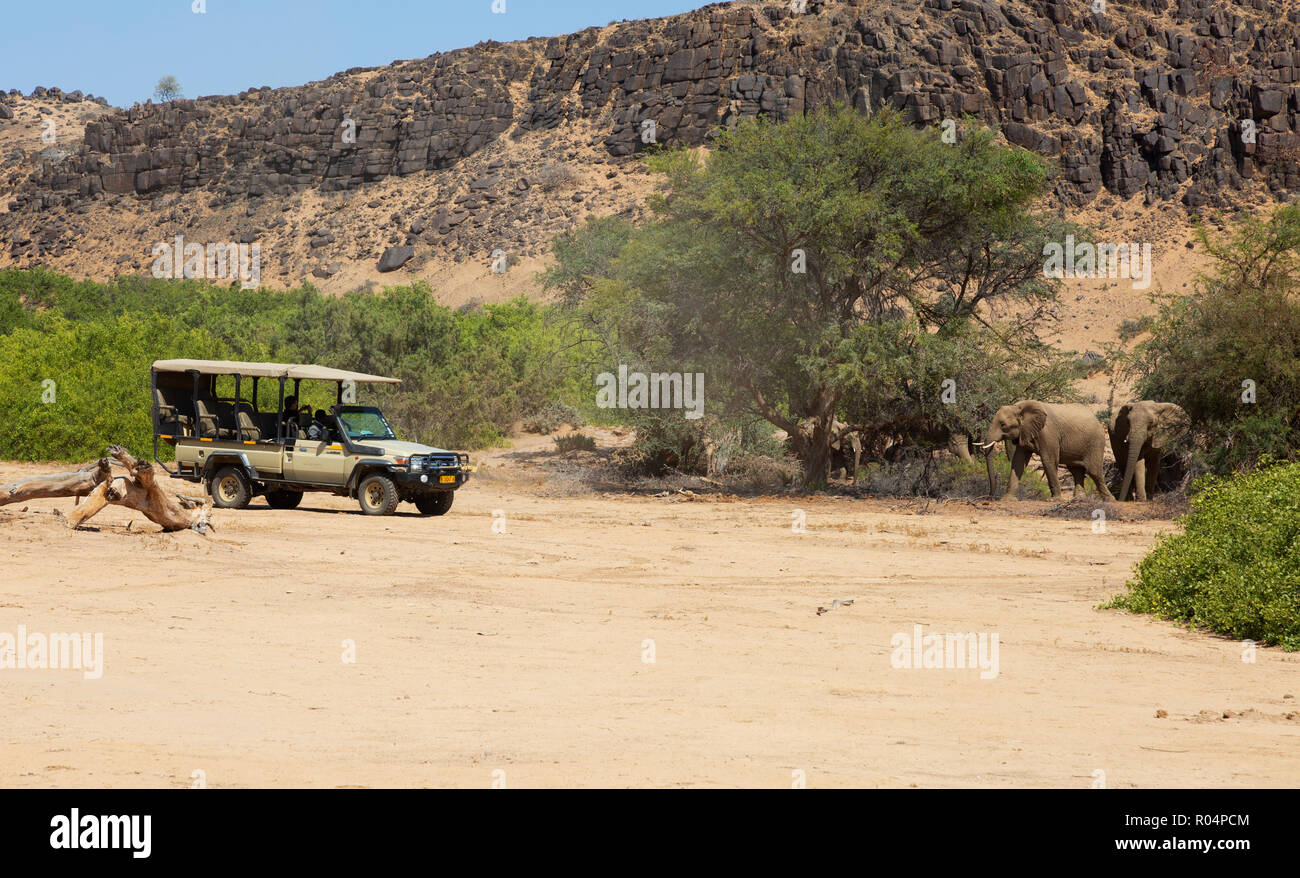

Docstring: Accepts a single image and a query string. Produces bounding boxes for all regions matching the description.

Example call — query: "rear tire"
[358,474,400,516]
[209,466,252,510]
[415,492,455,516]
[266,490,303,510]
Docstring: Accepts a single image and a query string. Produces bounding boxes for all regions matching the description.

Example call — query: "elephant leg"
[1086,455,1114,501]
[1066,465,1087,499]
[1142,451,1160,500]
[1004,445,1031,500]
[1040,451,1063,498]
[1133,458,1147,501]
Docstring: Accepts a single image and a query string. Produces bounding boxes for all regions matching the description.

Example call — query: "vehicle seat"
[154,388,193,435]
[236,410,262,442]
[214,402,240,437]
[194,398,230,439]
[257,412,279,438]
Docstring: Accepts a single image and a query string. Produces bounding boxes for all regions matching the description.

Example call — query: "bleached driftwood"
[1,447,210,533]
[0,458,113,506]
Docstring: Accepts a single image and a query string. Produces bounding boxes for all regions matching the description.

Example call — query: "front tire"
[358,474,400,516]
[209,466,252,510]
[266,490,303,510]
[414,492,454,516]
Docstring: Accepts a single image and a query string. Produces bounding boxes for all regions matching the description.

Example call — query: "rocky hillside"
[1,0,1297,303]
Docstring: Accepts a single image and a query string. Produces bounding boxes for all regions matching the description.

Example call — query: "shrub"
[621,414,714,477]
[534,163,576,192]
[1106,460,1300,649]
[1123,205,1300,474]
[0,270,594,459]
[524,401,583,434]
[553,433,597,454]
[860,455,1051,499]
[619,414,784,478]
[0,313,230,461]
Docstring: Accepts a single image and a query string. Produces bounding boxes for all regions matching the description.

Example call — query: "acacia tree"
[1123,204,1300,472]
[554,107,1073,485]
[153,76,183,103]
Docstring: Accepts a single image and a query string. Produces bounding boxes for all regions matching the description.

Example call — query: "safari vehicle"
[150,359,471,516]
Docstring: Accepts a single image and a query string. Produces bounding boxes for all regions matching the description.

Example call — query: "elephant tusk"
[978,441,997,449]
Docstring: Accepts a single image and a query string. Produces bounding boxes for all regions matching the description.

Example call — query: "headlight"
[406,455,422,472]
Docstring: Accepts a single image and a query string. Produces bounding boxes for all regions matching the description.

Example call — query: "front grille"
[415,455,460,471]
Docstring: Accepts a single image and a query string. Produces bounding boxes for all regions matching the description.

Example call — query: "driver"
[307,409,332,441]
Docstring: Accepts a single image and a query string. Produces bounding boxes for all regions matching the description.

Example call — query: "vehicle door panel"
[285,440,348,484]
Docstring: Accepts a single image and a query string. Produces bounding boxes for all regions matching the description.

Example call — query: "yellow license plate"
[439,475,456,484]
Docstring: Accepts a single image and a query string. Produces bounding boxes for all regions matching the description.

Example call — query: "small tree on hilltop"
[153,76,183,103]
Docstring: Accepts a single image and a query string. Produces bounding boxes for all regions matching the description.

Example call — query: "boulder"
[377,245,414,272]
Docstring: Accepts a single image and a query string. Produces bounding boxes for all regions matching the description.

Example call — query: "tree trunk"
[2,447,210,532]
[0,459,113,507]
[793,416,838,489]
[806,439,833,488]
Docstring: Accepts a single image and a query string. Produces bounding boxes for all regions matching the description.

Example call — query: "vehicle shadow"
[238,503,435,518]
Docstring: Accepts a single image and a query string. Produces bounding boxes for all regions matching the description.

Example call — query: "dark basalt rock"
[376,245,413,272]
[2,0,1297,259]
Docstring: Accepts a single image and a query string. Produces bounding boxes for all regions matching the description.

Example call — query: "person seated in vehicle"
[307,409,333,441]
[279,396,304,438]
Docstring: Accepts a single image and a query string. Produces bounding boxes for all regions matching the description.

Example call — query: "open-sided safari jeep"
[151,359,471,516]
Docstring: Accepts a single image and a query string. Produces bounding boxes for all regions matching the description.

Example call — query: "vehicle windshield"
[336,407,397,441]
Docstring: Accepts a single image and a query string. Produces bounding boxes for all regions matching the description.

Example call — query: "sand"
[2,438,1297,789]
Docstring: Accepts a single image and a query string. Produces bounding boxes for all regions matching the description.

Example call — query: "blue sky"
[0,0,708,107]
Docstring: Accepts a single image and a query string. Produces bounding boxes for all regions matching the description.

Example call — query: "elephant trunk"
[983,440,1005,497]
[981,428,1001,496]
[1120,423,1146,501]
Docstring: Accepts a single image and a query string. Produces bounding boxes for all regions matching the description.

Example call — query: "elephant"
[830,426,863,482]
[1109,401,1191,501]
[871,416,978,463]
[946,433,977,462]
[794,418,862,482]
[981,400,1115,501]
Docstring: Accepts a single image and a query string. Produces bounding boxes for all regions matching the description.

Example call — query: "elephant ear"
[1152,404,1191,447]
[1018,401,1048,445]
[1111,404,1133,444]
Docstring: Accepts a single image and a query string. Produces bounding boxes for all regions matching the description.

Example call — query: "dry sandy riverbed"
[1,444,1298,788]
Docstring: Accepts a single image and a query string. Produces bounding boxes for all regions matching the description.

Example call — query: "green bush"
[524,401,583,434]
[621,414,716,477]
[1107,461,1300,649]
[1122,205,1300,474]
[0,314,230,462]
[0,270,595,459]
[620,413,784,478]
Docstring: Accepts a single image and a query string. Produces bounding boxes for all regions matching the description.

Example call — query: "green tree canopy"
[1124,204,1300,473]
[549,106,1076,485]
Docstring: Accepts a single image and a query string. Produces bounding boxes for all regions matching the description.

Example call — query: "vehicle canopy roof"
[151,359,401,384]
